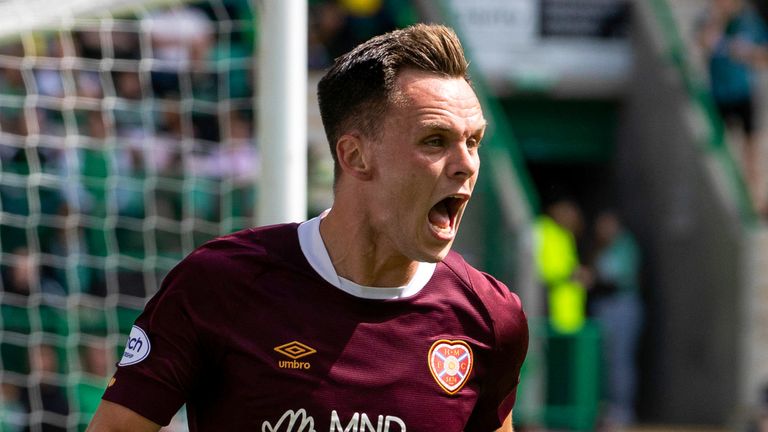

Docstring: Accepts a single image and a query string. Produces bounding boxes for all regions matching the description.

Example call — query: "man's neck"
[319,208,419,288]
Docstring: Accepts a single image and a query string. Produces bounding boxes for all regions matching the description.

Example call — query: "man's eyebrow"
[421,120,488,134]
[421,121,452,131]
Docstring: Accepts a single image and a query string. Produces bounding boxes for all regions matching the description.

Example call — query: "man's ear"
[336,133,373,180]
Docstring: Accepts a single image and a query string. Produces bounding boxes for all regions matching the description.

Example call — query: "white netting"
[0,0,257,430]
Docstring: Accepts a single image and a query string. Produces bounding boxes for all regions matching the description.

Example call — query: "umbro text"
[279,359,311,370]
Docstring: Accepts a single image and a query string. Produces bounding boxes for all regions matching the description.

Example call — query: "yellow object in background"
[548,281,586,334]
[533,215,586,334]
[339,0,383,17]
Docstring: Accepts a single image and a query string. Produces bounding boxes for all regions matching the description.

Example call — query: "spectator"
[188,109,258,221]
[0,46,27,139]
[142,5,215,98]
[22,344,69,432]
[533,198,595,426]
[308,0,401,69]
[1,248,65,297]
[1,382,26,432]
[76,339,114,429]
[697,0,768,213]
[588,210,643,429]
[533,198,591,334]
[308,1,356,69]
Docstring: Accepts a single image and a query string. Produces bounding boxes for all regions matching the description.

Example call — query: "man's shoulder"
[190,223,300,262]
[152,223,308,307]
[440,251,516,302]
[172,223,304,281]
[440,251,527,342]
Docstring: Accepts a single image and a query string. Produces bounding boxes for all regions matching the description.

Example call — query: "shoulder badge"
[118,325,151,366]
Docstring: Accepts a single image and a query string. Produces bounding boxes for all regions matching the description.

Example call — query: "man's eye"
[424,137,444,147]
[467,138,481,149]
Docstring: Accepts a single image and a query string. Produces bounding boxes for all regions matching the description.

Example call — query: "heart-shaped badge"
[428,339,473,394]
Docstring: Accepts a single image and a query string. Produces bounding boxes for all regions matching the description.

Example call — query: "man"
[533,199,589,334]
[590,210,642,427]
[87,23,528,432]
[697,0,768,213]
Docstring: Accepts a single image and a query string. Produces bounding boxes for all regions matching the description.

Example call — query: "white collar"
[297,212,435,300]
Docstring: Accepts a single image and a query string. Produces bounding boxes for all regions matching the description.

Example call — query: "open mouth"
[428,195,468,235]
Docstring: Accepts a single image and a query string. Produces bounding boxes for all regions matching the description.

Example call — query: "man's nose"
[447,142,479,180]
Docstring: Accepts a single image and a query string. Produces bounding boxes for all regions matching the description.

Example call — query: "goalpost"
[257,0,307,225]
[0,0,307,430]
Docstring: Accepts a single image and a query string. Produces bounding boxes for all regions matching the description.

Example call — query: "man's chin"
[414,244,453,263]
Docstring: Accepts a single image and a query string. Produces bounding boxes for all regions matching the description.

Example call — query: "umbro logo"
[274,341,316,370]
[275,341,317,359]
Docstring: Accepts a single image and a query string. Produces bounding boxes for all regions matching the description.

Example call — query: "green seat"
[39,304,69,336]
[0,341,29,374]
[1,305,31,334]
[116,307,142,335]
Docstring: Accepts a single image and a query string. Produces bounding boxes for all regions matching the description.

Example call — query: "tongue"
[429,201,451,229]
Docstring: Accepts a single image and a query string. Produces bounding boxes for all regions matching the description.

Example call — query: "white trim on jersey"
[298,212,436,300]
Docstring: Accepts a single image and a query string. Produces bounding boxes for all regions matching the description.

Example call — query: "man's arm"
[86,400,162,432]
[494,411,513,432]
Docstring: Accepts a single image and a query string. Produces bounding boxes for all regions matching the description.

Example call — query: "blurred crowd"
[0,0,256,430]
[0,0,257,299]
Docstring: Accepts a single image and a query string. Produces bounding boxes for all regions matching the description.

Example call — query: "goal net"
[0,0,261,430]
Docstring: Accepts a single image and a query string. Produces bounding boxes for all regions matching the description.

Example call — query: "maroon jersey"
[103,216,528,431]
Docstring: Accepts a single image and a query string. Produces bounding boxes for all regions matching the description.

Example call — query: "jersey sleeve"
[101,250,219,426]
[465,274,529,431]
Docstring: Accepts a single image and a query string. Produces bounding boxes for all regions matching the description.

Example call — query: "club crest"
[428,339,473,394]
